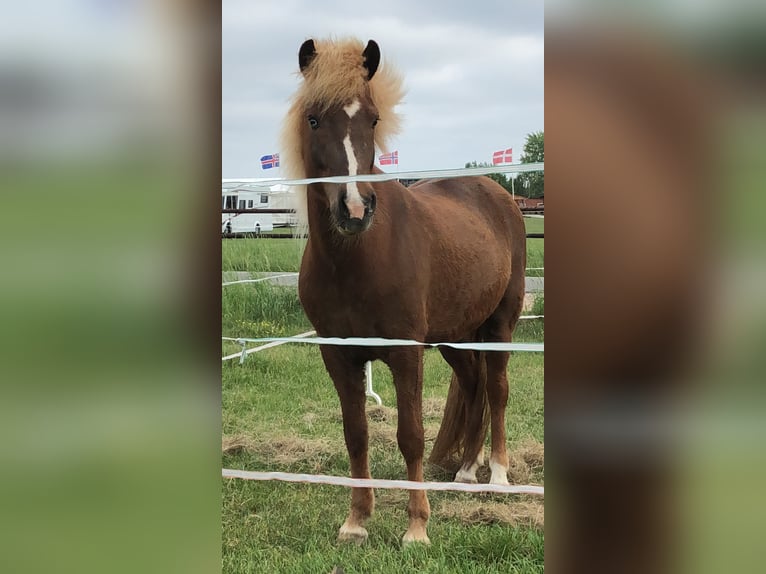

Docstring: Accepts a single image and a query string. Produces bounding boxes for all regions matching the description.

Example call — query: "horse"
[280,37,526,546]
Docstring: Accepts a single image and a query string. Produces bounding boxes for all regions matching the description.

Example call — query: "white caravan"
[221,189,274,234]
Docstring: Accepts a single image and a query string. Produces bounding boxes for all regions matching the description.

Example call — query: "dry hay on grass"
[366,403,443,446]
[222,434,257,454]
[365,405,400,447]
[222,433,341,467]
[427,437,544,483]
[507,438,545,483]
[437,498,544,530]
[437,438,545,529]
[367,404,397,422]
[422,397,446,418]
[301,412,318,428]
[514,438,545,466]
[368,421,399,447]
[374,488,410,509]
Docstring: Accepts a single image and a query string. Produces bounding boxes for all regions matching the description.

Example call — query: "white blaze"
[342,132,365,219]
[343,99,361,118]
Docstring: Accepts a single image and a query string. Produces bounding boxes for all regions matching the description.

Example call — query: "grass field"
[222,217,544,276]
[222,223,544,573]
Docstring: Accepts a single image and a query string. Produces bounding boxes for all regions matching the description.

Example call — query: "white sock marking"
[455,459,480,483]
[489,460,510,486]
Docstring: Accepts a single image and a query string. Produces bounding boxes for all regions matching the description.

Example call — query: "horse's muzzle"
[337,191,376,235]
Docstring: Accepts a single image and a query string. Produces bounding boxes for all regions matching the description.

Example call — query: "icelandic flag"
[260,153,280,169]
[379,150,398,166]
[492,148,513,165]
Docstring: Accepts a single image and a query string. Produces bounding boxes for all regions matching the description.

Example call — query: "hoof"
[489,473,510,486]
[402,531,431,547]
[337,523,368,545]
[454,469,478,484]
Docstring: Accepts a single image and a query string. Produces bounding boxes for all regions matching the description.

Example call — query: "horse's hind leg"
[484,348,511,485]
[480,282,524,485]
[320,346,374,544]
[438,347,488,484]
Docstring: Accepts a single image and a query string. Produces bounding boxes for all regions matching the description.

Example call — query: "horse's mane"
[280,37,405,227]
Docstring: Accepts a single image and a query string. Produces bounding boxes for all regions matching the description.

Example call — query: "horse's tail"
[429,352,490,472]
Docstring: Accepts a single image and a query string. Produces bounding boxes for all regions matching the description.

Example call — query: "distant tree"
[516,131,544,198]
[464,161,514,195]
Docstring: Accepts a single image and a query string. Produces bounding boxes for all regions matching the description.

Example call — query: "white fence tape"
[222,274,298,287]
[222,272,540,286]
[222,468,544,496]
[222,162,544,189]
[222,336,543,363]
[222,330,317,362]
[227,335,543,353]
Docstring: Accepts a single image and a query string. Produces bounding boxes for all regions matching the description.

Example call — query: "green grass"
[222,227,544,573]
[221,217,544,275]
[222,238,305,272]
[222,282,312,340]
[521,216,544,235]
[222,478,543,573]
[522,217,544,277]
[222,339,544,573]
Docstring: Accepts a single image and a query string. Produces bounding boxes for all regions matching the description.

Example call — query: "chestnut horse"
[280,38,526,546]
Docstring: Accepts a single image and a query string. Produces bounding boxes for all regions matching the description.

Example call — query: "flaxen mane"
[280,38,405,225]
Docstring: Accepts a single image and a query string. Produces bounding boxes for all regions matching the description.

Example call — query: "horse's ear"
[299,39,317,74]
[362,40,380,80]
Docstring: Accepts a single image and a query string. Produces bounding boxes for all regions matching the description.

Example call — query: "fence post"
[365,361,382,405]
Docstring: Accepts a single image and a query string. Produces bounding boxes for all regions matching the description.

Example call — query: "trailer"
[221,189,275,234]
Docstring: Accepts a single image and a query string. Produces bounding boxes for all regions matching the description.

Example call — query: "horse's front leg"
[320,346,374,545]
[386,347,430,545]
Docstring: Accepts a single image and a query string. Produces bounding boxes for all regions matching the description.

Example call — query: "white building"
[221,184,296,233]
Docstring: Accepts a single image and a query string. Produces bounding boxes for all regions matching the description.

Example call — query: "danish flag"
[492,148,513,165]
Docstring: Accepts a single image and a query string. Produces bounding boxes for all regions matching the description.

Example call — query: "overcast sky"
[222,0,544,178]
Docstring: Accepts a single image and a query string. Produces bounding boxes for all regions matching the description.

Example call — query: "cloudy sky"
[223,0,544,178]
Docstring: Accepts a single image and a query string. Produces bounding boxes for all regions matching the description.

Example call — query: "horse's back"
[408,176,523,247]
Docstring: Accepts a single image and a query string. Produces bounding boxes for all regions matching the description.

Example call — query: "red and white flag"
[379,150,398,166]
[492,148,513,165]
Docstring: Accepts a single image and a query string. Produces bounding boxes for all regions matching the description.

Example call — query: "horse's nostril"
[367,193,377,213]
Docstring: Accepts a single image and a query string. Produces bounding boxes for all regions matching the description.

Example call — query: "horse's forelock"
[285,37,404,141]
[299,39,369,111]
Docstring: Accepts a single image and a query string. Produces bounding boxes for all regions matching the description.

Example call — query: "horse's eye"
[372,118,379,128]
[308,115,319,130]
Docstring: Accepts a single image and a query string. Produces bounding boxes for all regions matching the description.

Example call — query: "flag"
[260,153,279,169]
[379,150,398,166]
[492,148,513,165]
